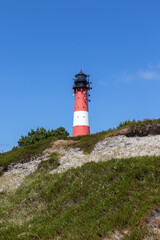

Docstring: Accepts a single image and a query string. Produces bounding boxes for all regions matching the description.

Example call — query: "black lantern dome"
[73,70,90,89]
[75,69,87,78]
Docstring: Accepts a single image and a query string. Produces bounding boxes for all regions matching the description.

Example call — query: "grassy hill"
[1,118,160,239]
[0,155,160,240]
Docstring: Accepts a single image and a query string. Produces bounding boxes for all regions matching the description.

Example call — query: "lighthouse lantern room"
[72,70,92,137]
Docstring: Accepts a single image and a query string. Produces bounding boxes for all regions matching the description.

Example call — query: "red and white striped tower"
[72,70,92,137]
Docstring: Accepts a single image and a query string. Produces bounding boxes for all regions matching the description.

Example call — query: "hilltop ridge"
[1,118,160,173]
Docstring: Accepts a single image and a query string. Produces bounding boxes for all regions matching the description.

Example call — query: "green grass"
[0,155,160,239]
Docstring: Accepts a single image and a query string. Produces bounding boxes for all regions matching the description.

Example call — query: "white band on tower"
[73,111,89,126]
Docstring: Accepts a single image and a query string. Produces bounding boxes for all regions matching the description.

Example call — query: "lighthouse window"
[83,116,85,118]
[77,116,79,118]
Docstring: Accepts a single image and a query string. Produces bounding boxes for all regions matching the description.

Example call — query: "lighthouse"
[72,70,92,137]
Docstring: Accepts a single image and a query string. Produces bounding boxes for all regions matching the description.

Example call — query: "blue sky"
[0,0,160,152]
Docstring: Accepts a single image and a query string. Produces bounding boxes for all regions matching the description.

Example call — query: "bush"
[117,119,135,129]
[126,118,160,137]
[18,127,69,147]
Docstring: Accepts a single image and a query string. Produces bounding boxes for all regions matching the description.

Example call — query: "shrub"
[117,119,135,129]
[18,127,69,147]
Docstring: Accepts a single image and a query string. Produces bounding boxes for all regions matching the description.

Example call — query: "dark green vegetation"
[18,127,69,147]
[37,152,60,172]
[0,156,160,239]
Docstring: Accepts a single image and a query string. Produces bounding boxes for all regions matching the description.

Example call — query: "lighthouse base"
[73,126,90,137]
